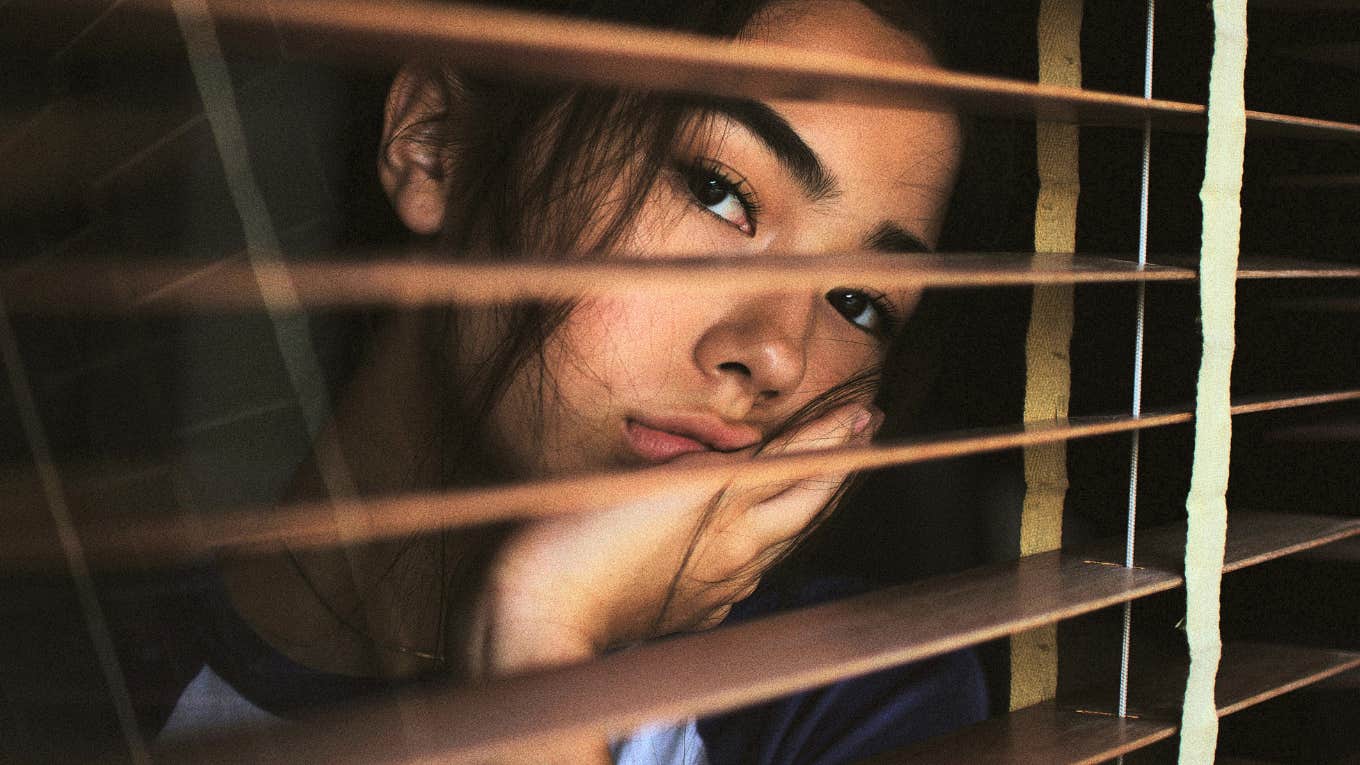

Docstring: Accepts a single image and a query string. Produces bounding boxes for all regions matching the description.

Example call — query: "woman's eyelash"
[825,287,903,339]
[866,290,903,336]
[676,157,761,236]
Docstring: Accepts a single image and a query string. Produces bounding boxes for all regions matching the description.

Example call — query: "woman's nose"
[693,294,814,406]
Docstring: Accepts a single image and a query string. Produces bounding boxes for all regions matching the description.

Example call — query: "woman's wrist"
[464,576,602,680]
[481,621,597,677]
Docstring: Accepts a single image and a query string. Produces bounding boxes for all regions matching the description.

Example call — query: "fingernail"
[852,407,873,434]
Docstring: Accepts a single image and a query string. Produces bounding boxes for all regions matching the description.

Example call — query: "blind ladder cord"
[1118,0,1156,737]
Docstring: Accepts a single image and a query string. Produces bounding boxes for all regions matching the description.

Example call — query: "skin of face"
[482,0,963,479]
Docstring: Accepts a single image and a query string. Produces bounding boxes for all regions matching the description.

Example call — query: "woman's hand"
[466,402,880,679]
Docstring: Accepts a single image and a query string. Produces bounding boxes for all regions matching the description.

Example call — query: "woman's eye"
[682,160,757,236]
[826,288,894,336]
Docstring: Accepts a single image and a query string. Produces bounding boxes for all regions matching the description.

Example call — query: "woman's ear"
[379,65,459,236]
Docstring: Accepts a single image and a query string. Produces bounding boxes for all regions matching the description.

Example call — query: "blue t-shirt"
[161,571,986,763]
[695,575,988,764]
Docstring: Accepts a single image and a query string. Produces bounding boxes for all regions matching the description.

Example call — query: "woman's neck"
[220,313,455,678]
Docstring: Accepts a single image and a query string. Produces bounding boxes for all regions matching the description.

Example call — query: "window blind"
[1,0,1357,762]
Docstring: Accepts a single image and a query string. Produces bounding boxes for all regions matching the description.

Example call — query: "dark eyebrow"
[866,222,931,254]
[702,98,838,202]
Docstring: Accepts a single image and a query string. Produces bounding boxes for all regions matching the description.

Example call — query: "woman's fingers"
[745,469,852,546]
[732,403,882,548]
[763,403,876,457]
[725,402,878,502]
[592,403,879,641]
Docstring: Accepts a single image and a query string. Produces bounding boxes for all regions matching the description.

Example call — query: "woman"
[172,0,987,760]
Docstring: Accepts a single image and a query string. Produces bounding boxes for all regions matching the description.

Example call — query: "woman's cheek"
[553,295,698,398]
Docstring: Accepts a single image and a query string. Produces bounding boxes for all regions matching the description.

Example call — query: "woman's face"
[487,0,962,478]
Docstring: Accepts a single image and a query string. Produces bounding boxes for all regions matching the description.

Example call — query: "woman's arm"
[465,404,879,677]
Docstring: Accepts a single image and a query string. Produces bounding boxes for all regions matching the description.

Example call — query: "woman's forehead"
[747,0,937,67]
[733,1,961,246]
[679,97,959,253]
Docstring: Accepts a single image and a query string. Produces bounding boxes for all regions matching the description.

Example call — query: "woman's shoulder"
[195,564,390,717]
[157,565,389,740]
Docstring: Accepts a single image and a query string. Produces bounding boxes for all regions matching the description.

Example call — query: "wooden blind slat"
[13,413,1183,565]
[1164,642,1360,719]
[102,0,1360,140]
[870,642,1360,764]
[152,512,1360,764]
[1223,390,1360,417]
[6,392,1358,566]
[858,703,1175,765]
[0,252,1194,314]
[1225,255,1360,279]
[1317,668,1360,691]
[1295,534,1360,563]
[1112,511,1360,576]
[1244,111,1360,140]
[5,252,1358,315]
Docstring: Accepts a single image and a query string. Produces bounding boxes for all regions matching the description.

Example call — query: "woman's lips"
[623,415,761,464]
[625,420,710,463]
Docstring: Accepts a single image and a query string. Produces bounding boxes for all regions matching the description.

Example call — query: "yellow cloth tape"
[1010,0,1082,712]
[1179,0,1246,761]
